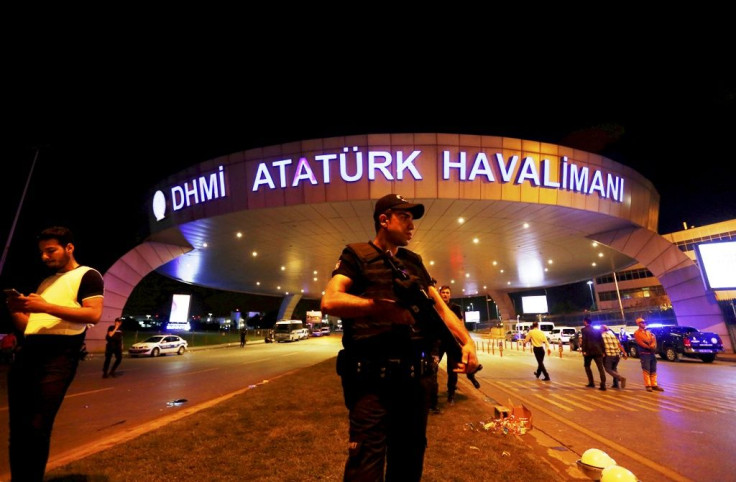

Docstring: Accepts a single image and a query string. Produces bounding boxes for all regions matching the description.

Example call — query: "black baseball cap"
[373,194,425,222]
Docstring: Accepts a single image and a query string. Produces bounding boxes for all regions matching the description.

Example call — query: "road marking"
[547,393,596,411]
[533,394,575,412]
[0,387,116,412]
[42,368,303,473]
[489,381,693,482]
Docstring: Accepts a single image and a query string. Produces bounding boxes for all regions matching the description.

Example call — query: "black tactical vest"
[342,242,431,358]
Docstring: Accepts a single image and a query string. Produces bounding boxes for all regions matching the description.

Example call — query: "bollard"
[499,341,503,357]
[558,343,564,358]
[491,340,495,355]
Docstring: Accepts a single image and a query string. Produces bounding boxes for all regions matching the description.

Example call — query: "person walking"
[601,324,627,389]
[634,317,664,392]
[321,193,479,481]
[581,317,607,390]
[5,226,104,481]
[240,327,247,347]
[102,318,124,378]
[524,321,552,381]
[433,285,463,407]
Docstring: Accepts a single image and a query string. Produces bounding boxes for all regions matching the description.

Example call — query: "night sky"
[2,67,735,315]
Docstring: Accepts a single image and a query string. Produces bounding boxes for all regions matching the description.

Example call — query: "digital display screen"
[521,295,548,314]
[170,294,191,323]
[465,311,480,323]
[694,240,736,290]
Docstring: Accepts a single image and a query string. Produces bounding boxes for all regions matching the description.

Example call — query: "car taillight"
[683,338,692,347]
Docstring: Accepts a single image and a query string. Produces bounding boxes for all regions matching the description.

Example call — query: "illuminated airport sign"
[153,146,626,221]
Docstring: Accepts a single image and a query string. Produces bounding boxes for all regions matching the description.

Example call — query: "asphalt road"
[466,340,736,482]
[1,336,734,481]
[0,336,343,479]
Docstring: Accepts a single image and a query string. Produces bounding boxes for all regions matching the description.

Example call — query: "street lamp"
[586,280,596,311]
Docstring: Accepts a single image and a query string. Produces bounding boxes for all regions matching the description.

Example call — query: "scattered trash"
[469,446,480,451]
[475,414,531,435]
[502,451,510,457]
[166,398,188,407]
[248,384,257,389]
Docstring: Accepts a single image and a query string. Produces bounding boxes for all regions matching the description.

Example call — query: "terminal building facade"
[87,133,733,353]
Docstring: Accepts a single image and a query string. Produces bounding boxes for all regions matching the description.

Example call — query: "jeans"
[603,355,623,385]
[639,352,657,375]
[8,335,83,481]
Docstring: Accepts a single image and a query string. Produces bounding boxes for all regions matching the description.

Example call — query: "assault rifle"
[384,255,483,389]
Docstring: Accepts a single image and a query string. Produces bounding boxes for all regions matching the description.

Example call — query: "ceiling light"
[252,251,258,257]
[236,232,243,238]
[458,217,465,224]
[523,223,529,228]
[473,238,479,244]
[591,262,597,267]
[202,242,208,248]
[281,266,285,271]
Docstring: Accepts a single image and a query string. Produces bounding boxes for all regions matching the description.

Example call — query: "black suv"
[625,325,724,363]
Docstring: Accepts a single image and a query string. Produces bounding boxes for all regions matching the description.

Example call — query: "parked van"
[273,320,309,342]
[511,321,555,340]
[548,326,577,344]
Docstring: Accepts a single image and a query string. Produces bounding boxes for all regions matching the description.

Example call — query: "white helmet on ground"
[580,448,616,469]
[601,465,638,481]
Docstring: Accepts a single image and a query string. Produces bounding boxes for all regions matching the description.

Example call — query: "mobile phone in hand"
[3,288,22,297]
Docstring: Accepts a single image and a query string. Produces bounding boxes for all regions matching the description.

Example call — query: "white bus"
[273,320,309,342]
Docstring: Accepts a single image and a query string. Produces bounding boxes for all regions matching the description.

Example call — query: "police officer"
[321,193,479,481]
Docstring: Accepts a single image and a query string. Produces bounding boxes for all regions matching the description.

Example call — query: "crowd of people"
[518,316,663,393]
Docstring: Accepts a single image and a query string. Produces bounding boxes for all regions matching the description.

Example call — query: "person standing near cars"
[601,324,627,389]
[103,317,124,378]
[581,317,607,390]
[5,226,104,481]
[321,193,479,481]
[429,285,463,409]
[524,321,551,381]
[634,317,664,392]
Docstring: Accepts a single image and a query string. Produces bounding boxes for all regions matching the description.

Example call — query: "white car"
[128,335,188,357]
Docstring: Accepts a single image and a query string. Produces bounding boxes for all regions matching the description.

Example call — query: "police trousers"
[338,351,432,482]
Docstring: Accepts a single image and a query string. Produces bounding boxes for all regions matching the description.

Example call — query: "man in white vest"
[5,226,104,481]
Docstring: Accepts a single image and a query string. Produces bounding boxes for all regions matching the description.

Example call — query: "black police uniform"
[334,241,435,482]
